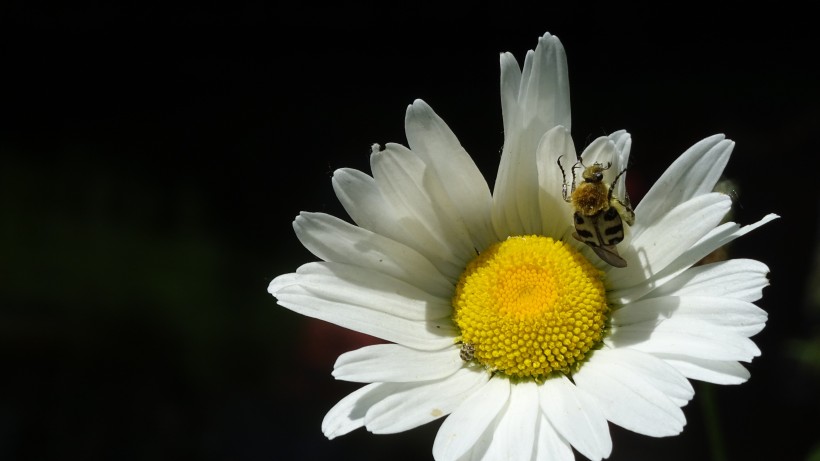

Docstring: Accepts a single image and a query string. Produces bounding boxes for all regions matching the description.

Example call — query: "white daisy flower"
[268,32,777,461]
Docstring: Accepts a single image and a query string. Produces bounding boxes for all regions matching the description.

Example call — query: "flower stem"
[698,382,727,461]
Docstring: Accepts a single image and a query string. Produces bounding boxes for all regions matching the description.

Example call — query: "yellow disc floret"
[453,235,608,380]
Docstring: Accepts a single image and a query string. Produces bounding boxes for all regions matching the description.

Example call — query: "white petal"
[333,165,465,279]
[672,213,779,267]
[333,344,463,383]
[610,214,778,304]
[321,383,385,439]
[517,33,571,135]
[634,134,734,239]
[364,368,490,434]
[293,212,454,298]
[372,142,474,277]
[573,349,691,436]
[433,377,511,461]
[537,126,576,238]
[613,296,768,336]
[648,258,771,302]
[657,213,779,284]
[598,348,694,405]
[658,354,751,384]
[607,318,761,362]
[274,262,452,321]
[500,51,523,138]
[404,100,496,252]
[607,193,732,287]
[456,424,495,461]
[607,130,633,202]
[332,167,411,243]
[494,33,570,238]
[271,282,455,350]
[482,382,540,460]
[539,375,612,461]
[535,415,574,461]
[580,137,621,178]
[492,126,543,237]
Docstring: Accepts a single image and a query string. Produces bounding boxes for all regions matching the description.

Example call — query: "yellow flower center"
[453,235,608,380]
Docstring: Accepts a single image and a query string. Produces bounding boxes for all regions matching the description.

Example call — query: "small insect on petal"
[460,343,475,362]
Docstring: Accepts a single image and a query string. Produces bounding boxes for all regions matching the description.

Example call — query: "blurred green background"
[1,4,818,460]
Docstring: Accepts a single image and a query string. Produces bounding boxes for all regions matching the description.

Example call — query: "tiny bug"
[459,342,475,362]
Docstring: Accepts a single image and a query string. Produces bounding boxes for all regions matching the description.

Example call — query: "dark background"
[2,3,818,460]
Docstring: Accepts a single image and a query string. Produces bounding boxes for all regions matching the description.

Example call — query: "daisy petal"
[456,425,495,461]
[574,349,691,436]
[433,377,511,461]
[518,33,571,134]
[404,100,496,252]
[274,262,451,321]
[664,213,778,277]
[608,193,732,286]
[372,142,475,276]
[332,167,411,244]
[607,130,633,201]
[293,212,454,298]
[610,214,778,304]
[535,414,574,461]
[598,348,694,406]
[539,375,612,461]
[322,383,386,439]
[649,258,771,302]
[332,165,464,278]
[492,127,542,237]
[364,368,490,434]
[271,282,454,350]
[657,354,752,384]
[665,213,779,278]
[537,126,576,237]
[613,296,768,336]
[333,344,463,383]
[499,52,523,138]
[608,318,761,362]
[482,381,540,460]
[634,134,733,236]
[494,33,570,237]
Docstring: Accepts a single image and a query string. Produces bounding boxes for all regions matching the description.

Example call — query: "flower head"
[269,32,776,460]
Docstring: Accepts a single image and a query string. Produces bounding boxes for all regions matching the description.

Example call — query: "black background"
[2,3,818,460]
